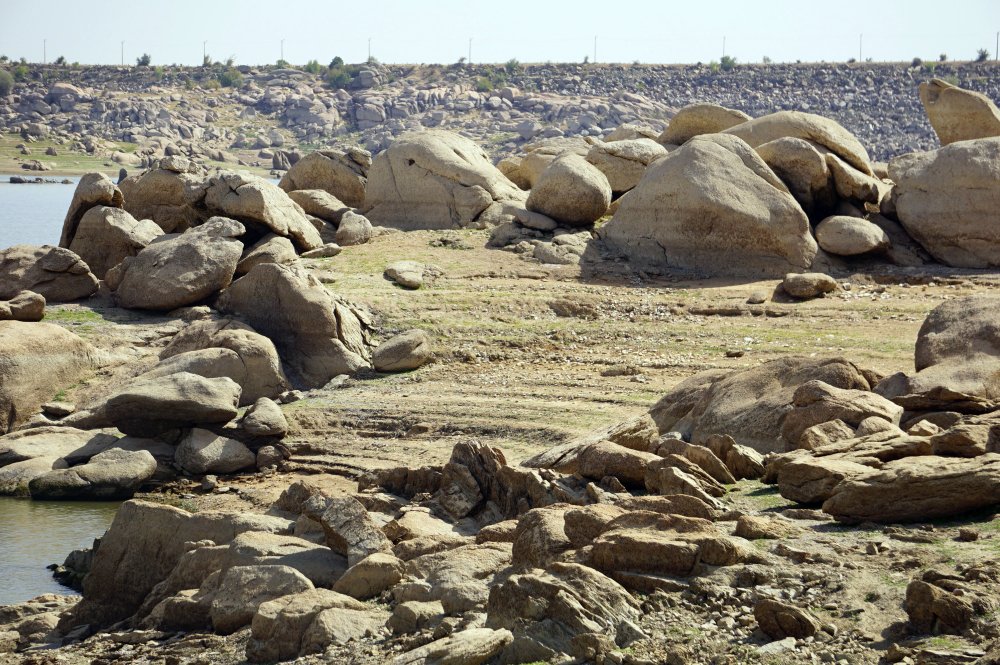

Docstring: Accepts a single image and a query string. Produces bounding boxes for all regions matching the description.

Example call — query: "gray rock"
[28,448,156,500]
[175,429,257,475]
[373,330,433,372]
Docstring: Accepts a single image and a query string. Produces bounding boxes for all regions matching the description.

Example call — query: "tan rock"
[919,78,1000,146]
[659,103,751,145]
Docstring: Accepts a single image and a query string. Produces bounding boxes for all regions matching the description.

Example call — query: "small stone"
[41,401,76,418]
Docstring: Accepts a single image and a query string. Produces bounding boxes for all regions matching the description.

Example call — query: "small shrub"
[0,55,7,63]
[218,67,243,88]
[325,63,356,89]
[976,48,990,62]
[505,58,520,74]
[923,61,937,74]
[153,65,165,80]
[225,56,235,67]
[939,53,948,62]
[136,53,151,67]
[720,55,737,71]
[0,69,13,96]
[762,55,772,64]
[847,57,857,64]
[329,56,344,68]
[54,55,66,66]
[911,57,923,68]
[12,64,28,81]
[708,60,720,73]
[275,58,289,68]
[475,76,493,92]
[202,78,221,90]
[366,55,380,65]
[202,54,212,67]
[455,56,467,68]
[303,59,323,74]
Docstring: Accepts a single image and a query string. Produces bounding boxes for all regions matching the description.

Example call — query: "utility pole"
[368,37,371,61]
[121,41,124,67]
[594,35,597,63]
[859,34,863,62]
[722,36,726,58]
[203,40,207,65]
[996,31,999,60]
[468,37,472,65]
[43,39,46,65]
[280,38,285,62]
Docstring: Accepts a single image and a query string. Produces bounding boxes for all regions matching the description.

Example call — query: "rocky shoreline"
[2,72,1000,664]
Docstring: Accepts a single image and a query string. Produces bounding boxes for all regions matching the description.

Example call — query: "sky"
[2,0,999,67]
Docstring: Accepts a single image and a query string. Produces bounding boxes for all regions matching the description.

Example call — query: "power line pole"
[280,38,285,62]
[859,33,863,62]
[121,41,124,67]
[368,37,371,61]
[468,37,472,65]
[43,39,46,65]
[594,35,597,63]
[996,31,998,60]
[722,36,726,58]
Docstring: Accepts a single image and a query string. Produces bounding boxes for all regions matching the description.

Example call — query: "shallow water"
[0,497,119,606]
[0,175,79,248]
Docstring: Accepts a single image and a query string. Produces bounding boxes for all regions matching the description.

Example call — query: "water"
[0,176,79,247]
[0,497,120,606]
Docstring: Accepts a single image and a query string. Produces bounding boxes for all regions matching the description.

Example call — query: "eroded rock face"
[160,318,290,404]
[585,138,667,194]
[920,78,1000,146]
[60,172,124,248]
[0,322,96,434]
[278,148,371,208]
[362,130,526,230]
[109,217,244,311]
[890,137,1000,268]
[0,245,98,302]
[755,137,835,217]
[205,172,322,251]
[68,206,164,279]
[599,134,816,278]
[216,263,372,387]
[822,454,1000,523]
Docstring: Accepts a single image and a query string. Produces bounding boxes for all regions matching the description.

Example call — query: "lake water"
[0,497,120,606]
[0,176,79,247]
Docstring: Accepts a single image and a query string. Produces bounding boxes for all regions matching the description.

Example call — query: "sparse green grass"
[0,132,127,175]
[924,635,969,650]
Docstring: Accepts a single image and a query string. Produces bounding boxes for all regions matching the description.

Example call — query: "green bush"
[976,48,990,62]
[720,55,737,71]
[303,59,323,74]
[0,69,12,96]
[329,56,344,68]
[911,57,923,68]
[217,67,243,87]
[275,58,289,68]
[202,78,221,90]
[12,64,28,81]
[475,76,494,92]
[55,55,66,66]
[136,53,151,67]
[505,58,520,74]
[708,60,720,73]
[939,53,948,62]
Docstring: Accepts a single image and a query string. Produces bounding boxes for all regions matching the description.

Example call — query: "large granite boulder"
[876,296,1000,413]
[585,138,668,194]
[919,78,1000,146]
[60,173,124,248]
[60,500,293,631]
[362,130,526,230]
[0,245,98,302]
[68,206,164,279]
[648,356,874,454]
[216,263,372,387]
[598,134,816,278]
[526,154,611,227]
[278,148,371,208]
[0,322,96,434]
[890,137,1000,268]
[108,217,244,311]
[27,448,157,500]
[159,319,290,404]
[103,372,241,437]
[723,110,874,176]
[0,427,117,495]
[119,160,207,233]
[658,103,751,145]
[0,291,45,322]
[174,429,256,475]
[204,172,321,251]
[755,137,836,217]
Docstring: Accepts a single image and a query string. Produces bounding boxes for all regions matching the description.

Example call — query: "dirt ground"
[32,227,1000,664]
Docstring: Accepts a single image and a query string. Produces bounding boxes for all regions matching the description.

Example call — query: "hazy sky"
[2,0,999,66]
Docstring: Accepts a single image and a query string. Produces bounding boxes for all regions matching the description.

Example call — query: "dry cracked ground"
[11,227,1000,665]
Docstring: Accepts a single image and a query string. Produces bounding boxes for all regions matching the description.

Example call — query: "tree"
[329,56,344,68]
[911,57,923,68]
[976,48,990,62]
[505,58,520,74]
[55,55,66,66]
[720,55,737,71]
[939,53,948,62]
[136,53,151,67]
[0,70,13,96]
[303,59,323,74]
